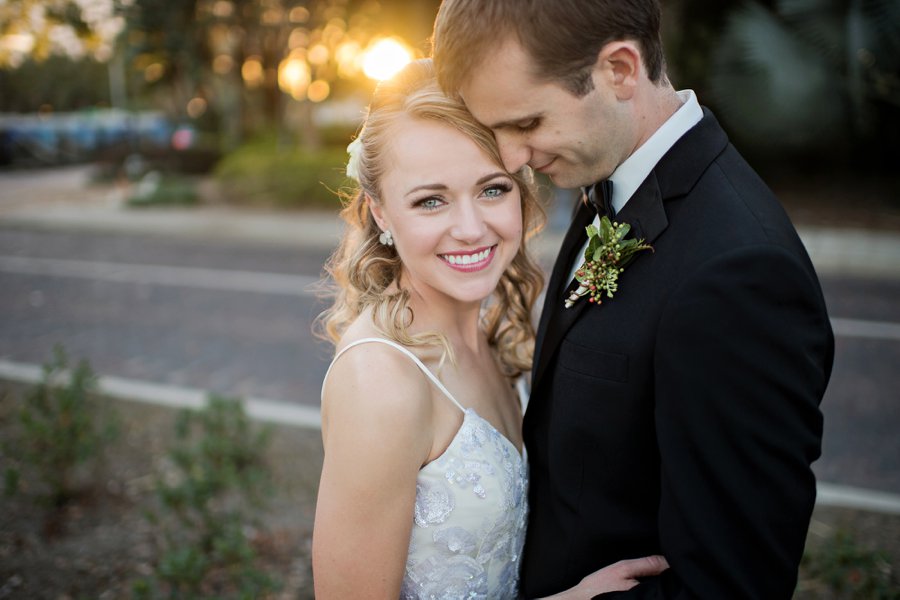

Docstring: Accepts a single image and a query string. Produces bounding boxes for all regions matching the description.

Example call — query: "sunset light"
[361,38,413,81]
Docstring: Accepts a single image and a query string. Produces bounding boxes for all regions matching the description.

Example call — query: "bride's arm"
[312,346,434,599]
[537,555,669,599]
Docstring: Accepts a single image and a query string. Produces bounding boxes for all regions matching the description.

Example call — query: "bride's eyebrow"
[404,172,510,197]
[477,172,509,184]
[405,183,447,197]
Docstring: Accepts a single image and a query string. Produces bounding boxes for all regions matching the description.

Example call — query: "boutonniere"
[564,216,653,308]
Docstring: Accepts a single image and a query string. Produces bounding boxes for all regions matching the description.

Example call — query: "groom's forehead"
[459,39,541,95]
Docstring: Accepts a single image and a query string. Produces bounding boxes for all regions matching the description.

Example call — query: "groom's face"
[459,38,632,189]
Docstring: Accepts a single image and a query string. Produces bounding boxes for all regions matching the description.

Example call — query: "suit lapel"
[531,177,668,390]
[529,107,730,393]
[532,199,595,383]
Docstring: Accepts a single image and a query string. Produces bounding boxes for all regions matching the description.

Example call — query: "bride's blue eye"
[416,197,444,210]
[484,183,513,198]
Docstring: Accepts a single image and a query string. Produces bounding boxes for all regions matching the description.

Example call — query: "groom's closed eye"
[514,118,540,132]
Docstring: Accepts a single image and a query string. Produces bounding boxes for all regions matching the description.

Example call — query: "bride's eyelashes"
[482,181,514,198]
[409,180,514,211]
[412,196,446,211]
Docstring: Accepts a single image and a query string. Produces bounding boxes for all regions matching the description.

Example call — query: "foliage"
[0,0,122,68]
[565,216,653,308]
[126,172,199,207]
[708,0,900,167]
[801,529,899,598]
[6,345,117,507]
[136,395,279,599]
[118,0,384,148]
[213,136,348,209]
[0,55,111,112]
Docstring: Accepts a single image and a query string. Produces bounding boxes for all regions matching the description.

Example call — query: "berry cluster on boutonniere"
[564,216,653,309]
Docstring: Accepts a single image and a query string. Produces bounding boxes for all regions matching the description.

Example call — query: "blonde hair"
[317,59,545,377]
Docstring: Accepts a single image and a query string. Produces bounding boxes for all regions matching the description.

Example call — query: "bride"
[312,59,667,599]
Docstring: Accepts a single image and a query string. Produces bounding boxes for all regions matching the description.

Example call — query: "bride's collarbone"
[436,353,521,441]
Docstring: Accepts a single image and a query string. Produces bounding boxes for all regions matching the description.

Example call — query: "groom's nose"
[495,132,530,174]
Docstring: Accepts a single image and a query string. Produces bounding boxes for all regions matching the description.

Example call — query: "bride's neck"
[405,290,483,354]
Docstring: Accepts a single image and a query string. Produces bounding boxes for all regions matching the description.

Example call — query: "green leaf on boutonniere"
[564,216,653,309]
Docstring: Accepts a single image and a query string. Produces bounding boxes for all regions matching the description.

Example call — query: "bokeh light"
[362,38,413,81]
[186,97,208,119]
[278,52,312,100]
[213,54,234,74]
[241,57,265,88]
[307,80,331,103]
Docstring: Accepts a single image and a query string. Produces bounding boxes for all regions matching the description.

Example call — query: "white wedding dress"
[324,338,529,599]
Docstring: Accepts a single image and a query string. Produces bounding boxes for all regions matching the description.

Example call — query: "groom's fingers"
[614,555,670,580]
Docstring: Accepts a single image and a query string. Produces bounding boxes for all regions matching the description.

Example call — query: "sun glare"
[361,38,412,81]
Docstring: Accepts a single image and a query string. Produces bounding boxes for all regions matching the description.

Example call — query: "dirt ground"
[1,383,898,599]
[0,386,322,599]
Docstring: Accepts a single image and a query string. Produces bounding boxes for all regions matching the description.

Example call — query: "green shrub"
[213,137,348,209]
[801,529,899,599]
[136,395,279,599]
[8,345,117,507]
[127,172,199,207]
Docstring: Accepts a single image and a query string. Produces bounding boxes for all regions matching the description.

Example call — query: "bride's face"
[371,117,523,306]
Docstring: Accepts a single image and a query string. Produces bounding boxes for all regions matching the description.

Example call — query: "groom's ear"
[598,41,641,101]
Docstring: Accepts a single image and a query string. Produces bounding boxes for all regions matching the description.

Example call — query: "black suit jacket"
[521,109,834,599]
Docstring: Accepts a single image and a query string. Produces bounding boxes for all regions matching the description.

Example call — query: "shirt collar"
[608,89,703,213]
[568,90,703,284]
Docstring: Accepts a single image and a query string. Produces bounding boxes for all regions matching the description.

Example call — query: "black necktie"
[587,179,614,219]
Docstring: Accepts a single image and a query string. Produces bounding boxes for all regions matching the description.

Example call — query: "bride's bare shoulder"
[323,310,432,428]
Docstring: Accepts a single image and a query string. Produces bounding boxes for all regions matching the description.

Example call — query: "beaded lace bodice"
[324,338,529,600]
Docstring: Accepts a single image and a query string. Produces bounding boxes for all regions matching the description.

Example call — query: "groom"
[433,0,834,598]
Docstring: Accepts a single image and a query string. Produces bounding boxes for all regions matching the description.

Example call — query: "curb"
[2,358,900,516]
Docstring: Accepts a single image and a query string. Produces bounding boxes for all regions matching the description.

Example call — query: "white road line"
[830,317,900,341]
[2,358,900,514]
[817,483,900,515]
[3,256,900,342]
[0,359,321,429]
[0,255,321,297]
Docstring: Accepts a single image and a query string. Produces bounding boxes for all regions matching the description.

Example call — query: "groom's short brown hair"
[432,0,666,97]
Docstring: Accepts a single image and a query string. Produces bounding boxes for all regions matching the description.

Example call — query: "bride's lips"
[438,245,497,272]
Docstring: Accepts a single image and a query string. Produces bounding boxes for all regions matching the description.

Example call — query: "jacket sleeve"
[606,244,832,600]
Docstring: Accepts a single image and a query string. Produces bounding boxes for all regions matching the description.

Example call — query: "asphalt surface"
[1,166,899,498]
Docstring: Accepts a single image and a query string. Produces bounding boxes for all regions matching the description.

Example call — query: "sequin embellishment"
[402,409,528,600]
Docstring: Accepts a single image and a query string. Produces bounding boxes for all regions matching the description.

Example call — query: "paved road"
[1,224,898,496]
[0,228,334,407]
[2,165,899,499]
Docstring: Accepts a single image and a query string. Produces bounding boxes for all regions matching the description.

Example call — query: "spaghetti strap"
[321,337,467,413]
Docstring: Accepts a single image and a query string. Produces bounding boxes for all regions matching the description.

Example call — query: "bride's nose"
[449,200,488,242]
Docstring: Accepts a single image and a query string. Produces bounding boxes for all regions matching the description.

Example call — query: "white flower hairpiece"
[346,137,363,180]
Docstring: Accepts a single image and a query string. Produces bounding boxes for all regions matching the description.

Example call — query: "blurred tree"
[707,0,900,168]
[120,0,411,150]
[0,55,110,111]
[0,0,123,68]
[662,0,778,92]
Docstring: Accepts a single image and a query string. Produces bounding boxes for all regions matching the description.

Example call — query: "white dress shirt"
[567,89,704,283]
